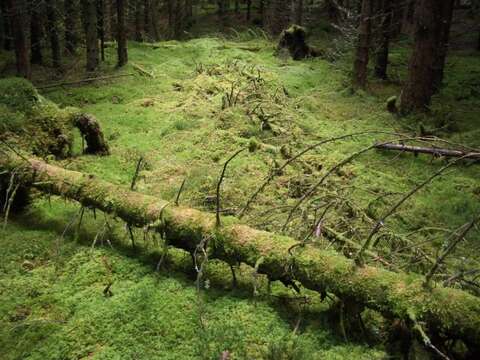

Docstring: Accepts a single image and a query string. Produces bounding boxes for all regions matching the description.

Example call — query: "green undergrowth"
[0,77,76,158]
[0,198,384,359]
[1,29,480,358]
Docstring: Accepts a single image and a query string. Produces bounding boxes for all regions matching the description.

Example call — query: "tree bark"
[143,0,150,40]
[45,0,62,69]
[30,1,44,65]
[83,0,99,71]
[6,0,31,79]
[374,0,392,80]
[65,0,79,54]
[97,0,105,61]
[0,1,8,50]
[432,0,454,92]
[295,0,303,26]
[116,0,128,66]
[265,0,291,35]
[399,0,442,114]
[2,154,480,351]
[352,0,372,89]
[134,0,143,42]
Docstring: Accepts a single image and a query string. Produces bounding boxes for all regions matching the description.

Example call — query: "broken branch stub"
[72,113,110,155]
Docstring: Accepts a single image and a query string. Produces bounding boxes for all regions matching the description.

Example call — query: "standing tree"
[400,0,443,114]
[83,0,99,71]
[65,0,79,54]
[97,0,106,61]
[374,0,392,79]
[432,0,454,91]
[295,0,304,26]
[116,0,128,66]
[46,0,62,69]
[6,0,30,79]
[134,0,144,42]
[352,0,373,89]
[30,1,44,65]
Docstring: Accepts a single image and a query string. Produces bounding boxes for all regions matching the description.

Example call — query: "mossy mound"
[0,77,74,158]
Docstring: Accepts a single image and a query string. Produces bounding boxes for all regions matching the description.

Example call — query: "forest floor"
[1,28,480,359]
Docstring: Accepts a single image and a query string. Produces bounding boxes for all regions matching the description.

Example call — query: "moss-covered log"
[2,154,480,350]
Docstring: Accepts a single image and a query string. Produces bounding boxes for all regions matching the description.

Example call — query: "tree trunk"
[65,0,79,54]
[399,0,442,114]
[116,0,128,67]
[6,0,30,79]
[432,0,454,91]
[374,0,392,79]
[143,0,150,40]
[265,0,291,35]
[97,0,105,61]
[30,2,43,65]
[352,0,372,89]
[259,0,265,26]
[246,0,251,21]
[401,0,414,34]
[295,0,303,25]
[46,0,62,69]
[2,154,480,352]
[0,1,7,50]
[134,0,143,41]
[186,0,193,27]
[83,0,99,71]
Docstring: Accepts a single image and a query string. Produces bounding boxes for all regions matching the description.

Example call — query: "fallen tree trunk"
[375,143,480,160]
[37,73,134,90]
[2,154,480,350]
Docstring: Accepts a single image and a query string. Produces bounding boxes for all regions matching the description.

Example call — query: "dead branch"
[216,148,246,227]
[131,63,154,78]
[282,137,419,231]
[375,143,480,160]
[356,155,471,266]
[425,214,480,286]
[37,73,134,90]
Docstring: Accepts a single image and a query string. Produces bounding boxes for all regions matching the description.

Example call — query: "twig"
[130,157,144,190]
[131,63,154,78]
[216,148,246,227]
[3,183,19,230]
[0,139,30,163]
[356,155,470,266]
[425,214,480,286]
[411,317,450,360]
[238,131,397,218]
[282,137,418,232]
[174,178,186,206]
[127,224,136,248]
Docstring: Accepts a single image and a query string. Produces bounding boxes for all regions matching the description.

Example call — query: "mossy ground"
[1,25,479,359]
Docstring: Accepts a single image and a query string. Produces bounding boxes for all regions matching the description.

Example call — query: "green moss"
[0,78,76,158]
[2,27,480,358]
[0,77,41,112]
